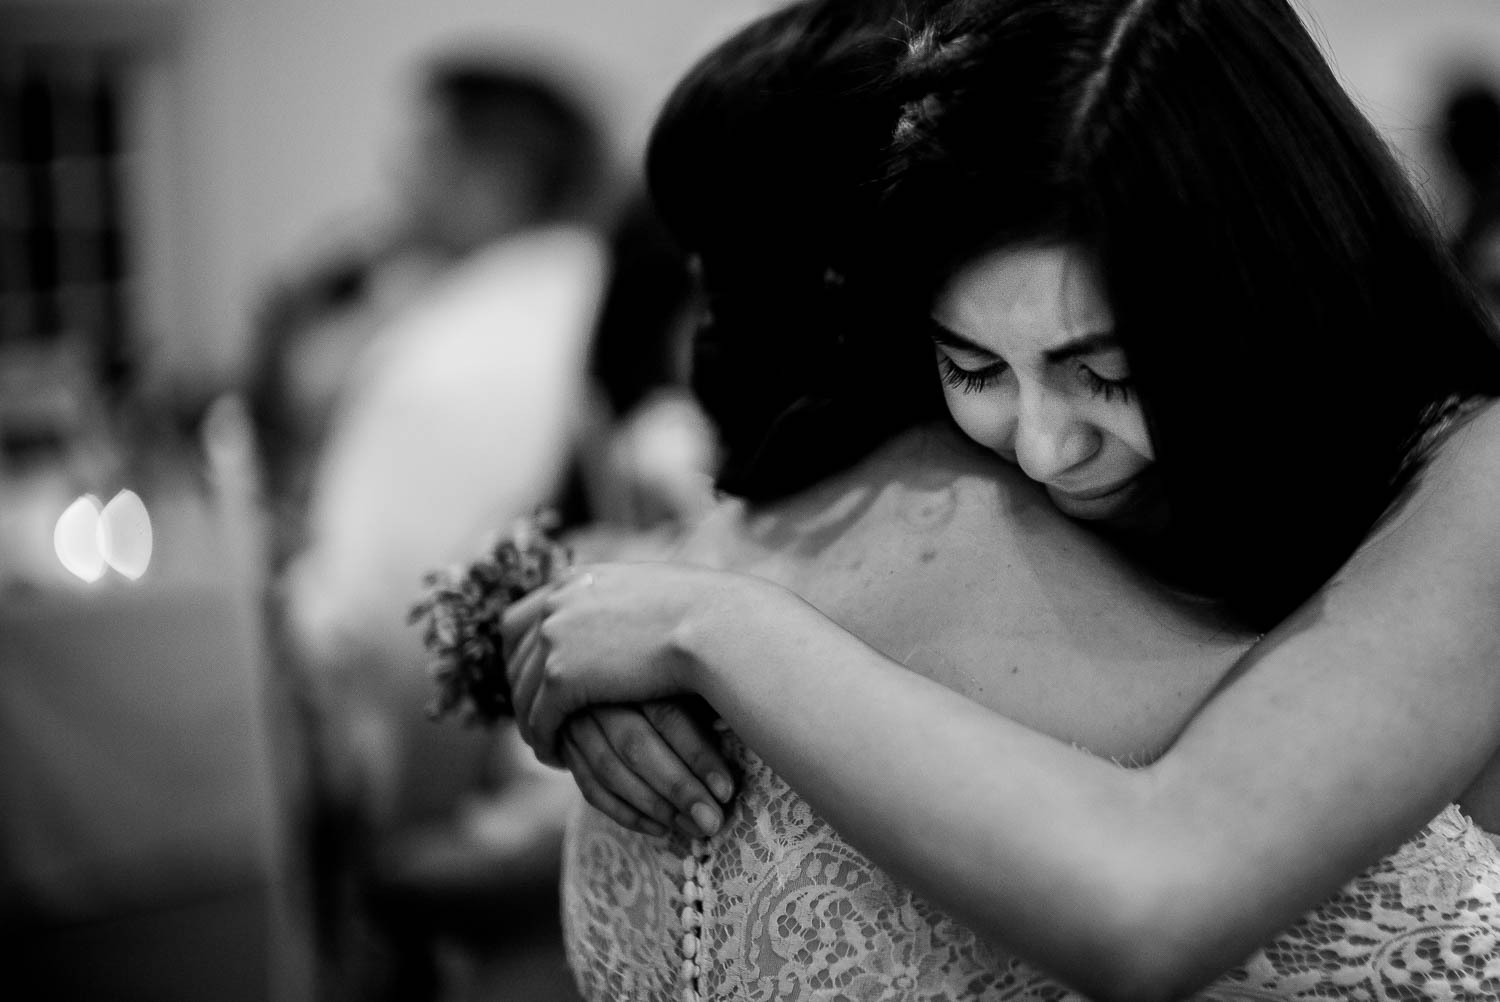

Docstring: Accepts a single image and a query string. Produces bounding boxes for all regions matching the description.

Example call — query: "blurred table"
[0,463,309,1001]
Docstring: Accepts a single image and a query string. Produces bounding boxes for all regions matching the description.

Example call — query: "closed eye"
[938,354,1007,394]
[1076,364,1134,402]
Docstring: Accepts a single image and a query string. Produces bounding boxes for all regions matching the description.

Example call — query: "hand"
[500,562,759,765]
[561,699,734,838]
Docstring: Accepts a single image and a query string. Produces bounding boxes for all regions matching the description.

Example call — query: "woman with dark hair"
[872,0,1500,631]
[502,0,1500,997]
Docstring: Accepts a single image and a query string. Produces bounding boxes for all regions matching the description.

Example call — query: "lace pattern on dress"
[562,734,1500,1000]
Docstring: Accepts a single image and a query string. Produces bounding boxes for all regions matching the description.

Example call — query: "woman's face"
[931,243,1157,523]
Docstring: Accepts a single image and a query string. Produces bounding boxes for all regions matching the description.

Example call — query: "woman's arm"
[514,404,1500,1001]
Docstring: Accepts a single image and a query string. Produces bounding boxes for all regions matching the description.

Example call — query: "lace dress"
[561,733,1500,1001]
[562,397,1500,999]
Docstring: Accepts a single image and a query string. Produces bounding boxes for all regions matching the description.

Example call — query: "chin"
[1046,472,1164,527]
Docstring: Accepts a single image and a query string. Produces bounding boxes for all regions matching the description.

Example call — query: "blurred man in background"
[249,52,609,1002]
[248,56,608,574]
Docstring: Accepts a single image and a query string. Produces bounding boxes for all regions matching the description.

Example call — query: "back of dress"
[564,741,1500,1000]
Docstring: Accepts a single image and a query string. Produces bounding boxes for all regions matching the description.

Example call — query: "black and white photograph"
[5,2,1500,1000]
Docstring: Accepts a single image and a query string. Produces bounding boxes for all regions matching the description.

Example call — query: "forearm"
[517,408,1500,997]
[674,493,1500,999]
[679,584,1222,998]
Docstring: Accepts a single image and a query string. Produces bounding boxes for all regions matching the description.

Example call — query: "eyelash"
[938,356,1005,394]
[937,355,1135,402]
[1079,367,1134,403]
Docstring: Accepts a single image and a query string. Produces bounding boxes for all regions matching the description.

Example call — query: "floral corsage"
[408,512,572,725]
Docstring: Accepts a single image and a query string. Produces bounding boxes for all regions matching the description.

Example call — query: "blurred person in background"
[1440,76,1500,324]
[247,55,608,573]
[577,188,717,538]
[243,49,671,1002]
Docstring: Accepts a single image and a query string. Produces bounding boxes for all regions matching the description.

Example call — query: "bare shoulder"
[726,422,1075,629]
[693,422,1250,760]
[1362,397,1500,565]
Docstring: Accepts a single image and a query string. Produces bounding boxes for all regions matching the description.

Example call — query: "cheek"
[943,389,1012,453]
[1102,403,1154,462]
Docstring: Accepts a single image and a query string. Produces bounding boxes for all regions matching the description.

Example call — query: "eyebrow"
[928,319,1122,363]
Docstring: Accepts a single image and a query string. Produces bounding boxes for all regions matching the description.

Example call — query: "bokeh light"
[54,495,106,583]
[99,490,153,580]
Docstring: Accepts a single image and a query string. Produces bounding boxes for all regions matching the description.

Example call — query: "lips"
[1045,474,1148,522]
[1051,476,1138,503]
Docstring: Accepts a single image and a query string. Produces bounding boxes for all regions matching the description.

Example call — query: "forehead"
[933,244,1113,352]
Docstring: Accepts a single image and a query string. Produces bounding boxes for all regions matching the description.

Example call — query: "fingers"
[600,704,726,836]
[508,618,542,695]
[500,585,552,653]
[508,622,546,749]
[566,712,676,831]
[642,699,735,805]
[506,571,587,744]
[497,562,591,649]
[525,658,572,766]
[568,706,726,838]
[560,730,668,838]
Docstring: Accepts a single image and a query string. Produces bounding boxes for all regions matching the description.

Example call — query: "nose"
[1011,388,1100,484]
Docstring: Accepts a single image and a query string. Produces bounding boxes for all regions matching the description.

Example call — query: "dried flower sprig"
[408,511,572,725]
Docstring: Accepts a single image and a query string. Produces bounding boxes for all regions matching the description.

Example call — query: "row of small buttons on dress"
[680,838,711,1002]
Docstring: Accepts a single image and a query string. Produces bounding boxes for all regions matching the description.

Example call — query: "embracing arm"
[518,407,1500,1000]
[671,405,1500,999]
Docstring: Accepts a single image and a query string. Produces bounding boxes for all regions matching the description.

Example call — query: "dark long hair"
[645,0,946,499]
[877,0,1500,628]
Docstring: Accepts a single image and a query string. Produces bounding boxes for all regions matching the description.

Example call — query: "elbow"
[1034,876,1236,1002]
[1071,947,1206,1002]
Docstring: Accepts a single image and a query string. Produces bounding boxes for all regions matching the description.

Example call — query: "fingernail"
[690,802,721,837]
[642,819,668,838]
[707,773,733,803]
